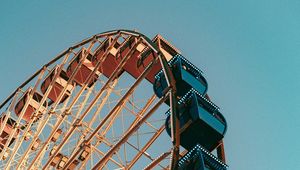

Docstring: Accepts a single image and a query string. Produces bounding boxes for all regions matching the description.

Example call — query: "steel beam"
[126,125,165,169]
[144,151,171,170]
[42,36,143,169]
[91,93,169,170]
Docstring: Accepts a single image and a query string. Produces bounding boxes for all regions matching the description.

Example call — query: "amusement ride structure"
[0,30,228,170]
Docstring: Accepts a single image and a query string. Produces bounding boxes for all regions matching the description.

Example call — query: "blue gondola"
[178,144,228,170]
[153,54,208,98]
[165,89,227,151]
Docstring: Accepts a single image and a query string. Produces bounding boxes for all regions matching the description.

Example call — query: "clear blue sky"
[1,1,299,169]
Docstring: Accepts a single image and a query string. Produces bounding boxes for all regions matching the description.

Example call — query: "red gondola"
[0,116,19,152]
[94,35,179,83]
[67,48,100,87]
[93,37,123,79]
[14,88,48,122]
[117,37,147,78]
[41,67,74,103]
[138,35,180,83]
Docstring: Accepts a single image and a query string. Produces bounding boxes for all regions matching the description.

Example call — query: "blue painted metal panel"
[178,144,228,170]
[165,89,227,151]
[153,55,207,98]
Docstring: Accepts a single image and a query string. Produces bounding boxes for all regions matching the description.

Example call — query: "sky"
[0,1,300,169]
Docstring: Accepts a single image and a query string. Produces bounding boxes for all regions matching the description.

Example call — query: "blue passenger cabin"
[165,89,227,151]
[178,144,227,170]
[153,55,208,98]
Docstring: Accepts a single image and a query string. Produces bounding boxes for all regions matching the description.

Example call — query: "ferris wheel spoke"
[0,67,48,167]
[144,151,171,170]
[41,39,141,169]
[0,89,21,152]
[62,84,156,169]
[0,30,226,170]
[57,80,118,168]
[62,85,154,168]
[126,125,165,169]
[60,47,158,169]
[23,38,101,169]
[26,80,96,169]
[90,95,157,168]
[91,92,168,170]
[15,63,75,169]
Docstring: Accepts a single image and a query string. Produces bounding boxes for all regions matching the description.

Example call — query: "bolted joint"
[13,123,19,129]
[92,35,98,42]
[64,110,72,116]
[73,119,82,127]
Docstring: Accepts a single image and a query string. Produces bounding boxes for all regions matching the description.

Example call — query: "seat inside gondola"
[93,37,124,79]
[67,48,100,87]
[116,36,147,79]
[165,89,227,151]
[154,55,208,98]
[137,35,179,84]
[41,66,74,103]
[0,116,19,152]
[14,88,48,123]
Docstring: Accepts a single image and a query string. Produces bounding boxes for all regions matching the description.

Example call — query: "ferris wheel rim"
[0,29,227,170]
[0,29,172,110]
[0,29,180,170]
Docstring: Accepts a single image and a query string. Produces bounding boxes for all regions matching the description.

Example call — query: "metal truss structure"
[0,30,228,170]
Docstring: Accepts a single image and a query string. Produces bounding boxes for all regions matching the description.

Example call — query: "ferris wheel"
[0,30,228,170]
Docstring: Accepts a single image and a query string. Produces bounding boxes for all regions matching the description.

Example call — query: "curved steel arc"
[6,54,72,169]
[42,37,147,169]
[0,29,179,169]
[0,29,161,110]
[27,34,124,169]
